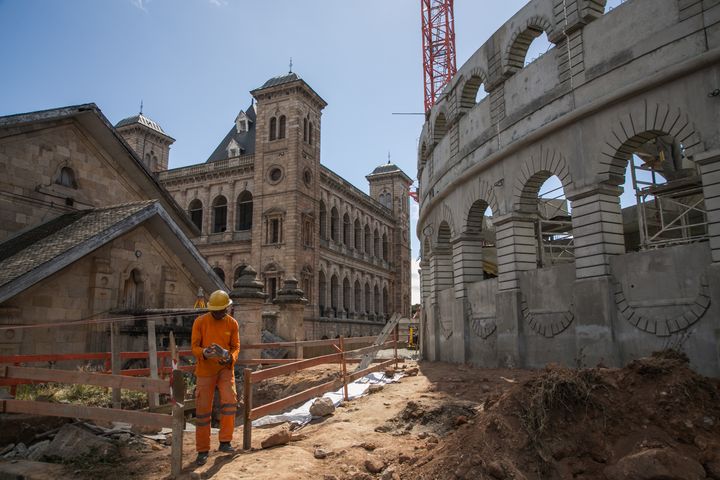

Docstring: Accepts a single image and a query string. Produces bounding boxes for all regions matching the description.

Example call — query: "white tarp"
[252,371,403,428]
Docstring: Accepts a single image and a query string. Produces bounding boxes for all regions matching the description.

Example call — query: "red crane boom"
[421,0,457,115]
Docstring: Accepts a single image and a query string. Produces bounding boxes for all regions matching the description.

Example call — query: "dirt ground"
[57,352,720,480]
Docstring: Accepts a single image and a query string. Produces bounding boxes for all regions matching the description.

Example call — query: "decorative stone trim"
[520,293,574,338]
[469,315,497,339]
[612,274,711,337]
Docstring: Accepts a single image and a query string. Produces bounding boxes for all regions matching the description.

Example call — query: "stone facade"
[0,106,223,356]
[154,74,412,339]
[417,0,720,376]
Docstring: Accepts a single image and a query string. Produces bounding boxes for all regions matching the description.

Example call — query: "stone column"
[229,266,267,361]
[566,184,624,367]
[695,150,720,264]
[274,277,308,358]
[492,213,536,368]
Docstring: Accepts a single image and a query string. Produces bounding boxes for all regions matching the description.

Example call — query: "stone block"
[45,424,118,461]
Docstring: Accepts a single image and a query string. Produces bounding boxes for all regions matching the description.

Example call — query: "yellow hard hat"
[207,290,232,311]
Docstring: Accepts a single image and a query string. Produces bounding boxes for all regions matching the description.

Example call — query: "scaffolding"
[536,184,574,267]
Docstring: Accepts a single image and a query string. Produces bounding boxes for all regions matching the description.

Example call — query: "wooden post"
[147,318,159,408]
[340,337,349,402]
[170,368,186,478]
[110,322,121,408]
[394,325,398,369]
[9,363,19,397]
[243,368,252,450]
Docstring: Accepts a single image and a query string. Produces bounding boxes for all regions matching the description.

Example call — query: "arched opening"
[616,133,706,250]
[354,280,362,314]
[319,201,327,240]
[343,278,351,317]
[269,117,277,141]
[330,207,339,242]
[354,218,362,250]
[56,166,77,189]
[303,118,308,142]
[531,174,574,267]
[524,31,552,66]
[383,286,389,318]
[507,24,553,71]
[123,268,144,309]
[460,74,487,110]
[373,285,380,317]
[236,191,253,231]
[373,229,380,258]
[434,221,453,292]
[382,233,389,261]
[233,265,246,284]
[604,0,626,13]
[330,274,339,315]
[364,225,372,255]
[343,213,351,246]
[213,267,226,284]
[212,195,228,233]
[465,200,497,280]
[278,115,286,139]
[188,199,203,232]
[433,113,448,144]
[318,271,327,316]
[301,266,313,303]
[364,282,371,315]
[309,122,314,145]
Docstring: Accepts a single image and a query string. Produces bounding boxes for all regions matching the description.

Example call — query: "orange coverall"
[191,312,240,453]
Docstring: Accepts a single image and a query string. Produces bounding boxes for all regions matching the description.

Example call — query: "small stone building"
[0,105,224,356]
[139,72,413,340]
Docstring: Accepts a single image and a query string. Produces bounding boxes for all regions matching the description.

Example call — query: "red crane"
[421,0,457,115]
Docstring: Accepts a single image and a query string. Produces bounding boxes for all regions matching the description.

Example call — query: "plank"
[1,399,173,429]
[250,352,343,382]
[250,378,344,420]
[345,358,396,384]
[4,366,169,394]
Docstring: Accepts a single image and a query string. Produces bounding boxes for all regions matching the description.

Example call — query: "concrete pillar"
[495,289,523,368]
[451,235,484,299]
[229,265,267,361]
[696,150,720,263]
[493,213,536,292]
[567,184,625,279]
[274,277,308,357]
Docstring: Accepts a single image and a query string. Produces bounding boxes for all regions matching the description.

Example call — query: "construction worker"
[191,290,240,466]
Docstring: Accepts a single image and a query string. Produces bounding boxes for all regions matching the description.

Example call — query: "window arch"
[264,263,280,300]
[460,73,487,110]
[330,274,339,315]
[330,207,339,242]
[354,218,362,250]
[373,285,380,316]
[269,117,277,141]
[233,265,247,284]
[212,196,228,233]
[373,229,380,258]
[383,286,389,318]
[56,166,77,189]
[303,118,308,142]
[236,191,253,231]
[123,268,144,309]
[343,213,351,246]
[319,201,327,240]
[343,277,351,316]
[364,224,372,255]
[213,267,226,284]
[354,280,362,313]
[382,233,388,261]
[318,271,327,316]
[278,115,286,139]
[433,113,448,144]
[309,121,314,145]
[188,199,203,232]
[301,265,313,303]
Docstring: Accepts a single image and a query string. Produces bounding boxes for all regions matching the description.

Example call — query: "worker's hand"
[218,354,232,366]
[203,344,221,359]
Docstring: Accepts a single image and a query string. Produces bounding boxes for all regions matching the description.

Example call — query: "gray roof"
[366,161,413,183]
[0,201,224,303]
[115,113,173,139]
[206,104,256,163]
[259,72,300,89]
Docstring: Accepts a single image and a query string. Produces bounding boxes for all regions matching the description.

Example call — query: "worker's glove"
[218,353,232,366]
[203,343,223,359]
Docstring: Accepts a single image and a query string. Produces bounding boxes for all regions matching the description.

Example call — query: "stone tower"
[249,72,327,299]
[367,162,413,316]
[115,112,175,173]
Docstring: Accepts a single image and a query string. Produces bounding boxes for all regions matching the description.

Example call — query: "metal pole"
[243,368,252,450]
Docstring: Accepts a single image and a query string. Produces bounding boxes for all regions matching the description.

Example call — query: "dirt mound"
[377,400,477,436]
[404,352,720,480]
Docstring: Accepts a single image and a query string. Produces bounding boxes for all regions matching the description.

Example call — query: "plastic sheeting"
[252,371,403,428]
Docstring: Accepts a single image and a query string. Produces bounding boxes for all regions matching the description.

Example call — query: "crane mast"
[421,0,457,115]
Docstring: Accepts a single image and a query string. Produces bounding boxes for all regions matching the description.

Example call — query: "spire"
[139,100,143,115]
[289,57,293,74]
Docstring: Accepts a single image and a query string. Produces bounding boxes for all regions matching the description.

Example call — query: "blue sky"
[0,0,624,303]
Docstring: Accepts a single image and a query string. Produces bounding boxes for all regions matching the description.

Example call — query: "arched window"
[382,233,388,261]
[343,278,351,315]
[212,196,228,233]
[343,213,351,246]
[318,271,327,316]
[374,285,380,316]
[123,269,144,309]
[364,225,372,255]
[319,201,327,240]
[264,264,280,301]
[233,265,246,284]
[56,167,77,189]
[330,274,339,314]
[433,113,448,144]
[354,218,362,250]
[354,280,362,313]
[309,121,314,145]
[188,199,203,232]
[383,286,389,317]
[269,117,277,141]
[213,267,226,284]
[278,115,286,139]
[301,266,313,302]
[330,207,339,242]
[373,229,380,258]
[303,118,308,142]
[236,191,253,231]
[364,282,371,314]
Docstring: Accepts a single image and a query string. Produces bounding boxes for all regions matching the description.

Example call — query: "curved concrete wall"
[417,0,720,375]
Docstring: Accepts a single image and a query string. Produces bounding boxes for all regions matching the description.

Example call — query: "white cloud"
[208,0,228,5]
[131,0,148,11]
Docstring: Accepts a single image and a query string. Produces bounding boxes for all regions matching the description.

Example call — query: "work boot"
[218,442,234,453]
[195,452,209,466]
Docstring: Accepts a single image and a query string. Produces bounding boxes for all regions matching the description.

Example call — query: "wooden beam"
[345,358,396,384]
[250,352,343,382]
[250,378,343,420]
[4,366,169,394]
[1,399,173,429]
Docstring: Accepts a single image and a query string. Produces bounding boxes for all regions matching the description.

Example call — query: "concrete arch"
[460,179,499,233]
[597,101,704,185]
[513,146,572,213]
[504,15,555,75]
[459,68,489,110]
[432,107,450,144]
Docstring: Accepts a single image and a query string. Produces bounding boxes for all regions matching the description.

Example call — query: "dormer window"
[235,111,250,133]
[226,139,241,158]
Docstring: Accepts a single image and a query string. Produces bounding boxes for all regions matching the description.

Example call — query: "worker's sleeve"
[191,318,205,361]
[229,318,240,363]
